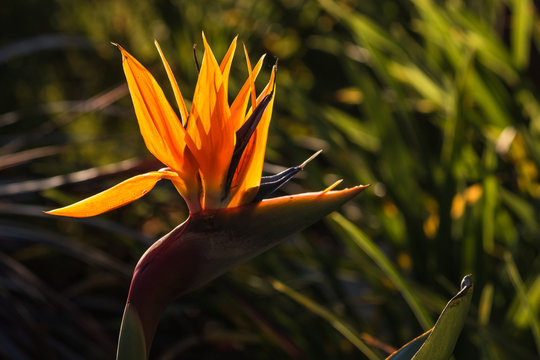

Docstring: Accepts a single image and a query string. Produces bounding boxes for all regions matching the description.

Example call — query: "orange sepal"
[45,171,180,218]
[219,36,238,105]
[154,40,189,125]
[114,44,190,173]
[228,66,276,206]
[243,43,257,112]
[229,54,267,131]
[187,33,235,207]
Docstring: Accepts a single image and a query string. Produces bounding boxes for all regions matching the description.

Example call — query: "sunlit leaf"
[387,275,473,359]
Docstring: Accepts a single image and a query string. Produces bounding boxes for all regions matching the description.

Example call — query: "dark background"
[1,0,540,358]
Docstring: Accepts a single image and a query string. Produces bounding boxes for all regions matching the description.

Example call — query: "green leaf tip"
[387,275,473,360]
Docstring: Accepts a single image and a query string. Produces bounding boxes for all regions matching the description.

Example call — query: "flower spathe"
[47,33,278,216]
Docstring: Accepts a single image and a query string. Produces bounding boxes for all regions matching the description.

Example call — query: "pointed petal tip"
[111,42,124,51]
[201,31,210,46]
[299,149,323,169]
[44,207,99,218]
[242,43,254,64]
[111,42,129,59]
[323,179,343,193]
[353,183,371,192]
[43,207,85,218]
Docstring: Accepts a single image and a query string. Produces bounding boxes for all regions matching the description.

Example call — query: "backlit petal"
[219,36,238,105]
[187,33,235,207]
[116,44,189,172]
[45,171,180,217]
[229,54,266,131]
[243,43,257,113]
[228,66,276,206]
[154,40,189,125]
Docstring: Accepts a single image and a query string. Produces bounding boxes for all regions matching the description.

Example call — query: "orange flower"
[47,33,282,216]
[47,34,366,222]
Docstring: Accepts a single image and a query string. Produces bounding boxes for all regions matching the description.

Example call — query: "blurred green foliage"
[1,0,540,358]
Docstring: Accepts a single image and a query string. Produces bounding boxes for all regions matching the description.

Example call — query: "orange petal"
[187,33,236,207]
[229,54,266,132]
[242,43,257,112]
[154,40,189,125]
[45,171,180,218]
[229,66,276,206]
[219,36,238,104]
[115,44,189,172]
[188,33,226,136]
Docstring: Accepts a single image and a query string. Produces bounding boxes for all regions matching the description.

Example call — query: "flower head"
[47,34,365,219]
[47,33,285,216]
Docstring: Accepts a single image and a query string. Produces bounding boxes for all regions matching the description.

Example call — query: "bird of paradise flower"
[47,33,367,359]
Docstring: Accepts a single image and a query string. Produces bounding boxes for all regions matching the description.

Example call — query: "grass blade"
[270,278,381,360]
[327,213,432,330]
[504,252,540,356]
